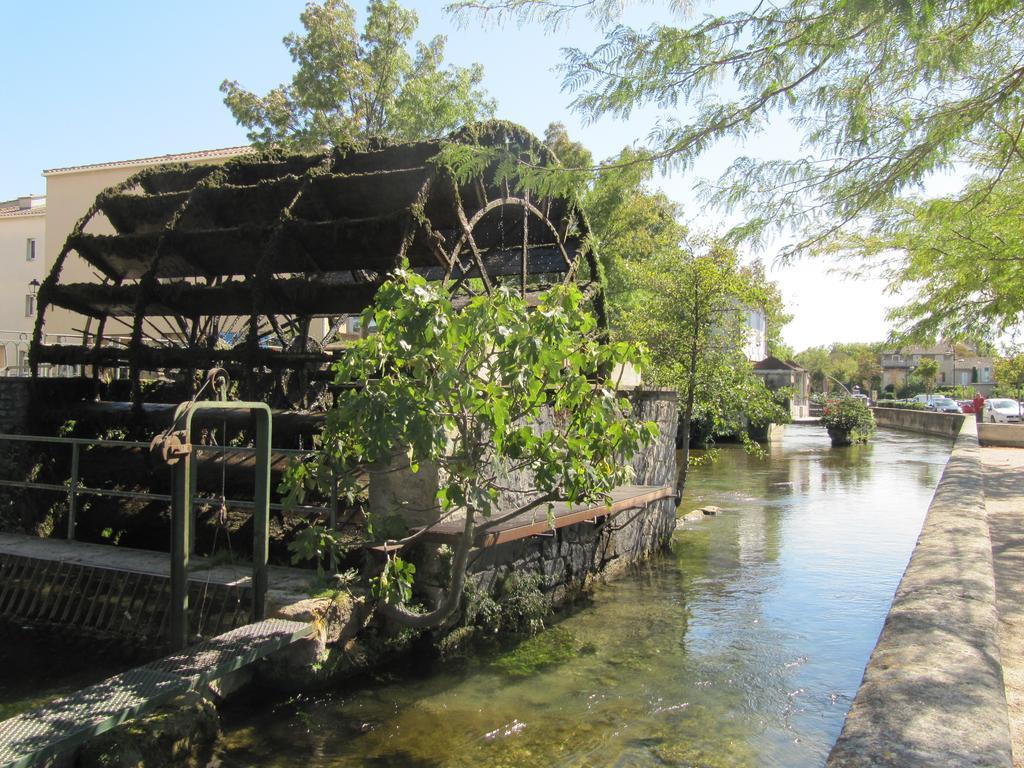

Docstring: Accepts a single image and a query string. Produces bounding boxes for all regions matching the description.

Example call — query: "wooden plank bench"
[370,484,675,552]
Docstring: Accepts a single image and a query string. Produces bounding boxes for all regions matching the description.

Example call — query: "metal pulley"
[150,430,191,466]
[150,368,230,466]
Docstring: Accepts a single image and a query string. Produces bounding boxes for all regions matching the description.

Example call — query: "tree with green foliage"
[541,125,791,491]
[796,342,882,393]
[223,0,495,150]
[995,354,1024,395]
[911,357,940,394]
[282,271,655,629]
[794,346,832,393]
[833,170,1024,343]
[613,238,790,493]
[453,0,1024,344]
[831,342,883,392]
[452,0,1024,254]
[584,150,690,328]
[828,354,859,392]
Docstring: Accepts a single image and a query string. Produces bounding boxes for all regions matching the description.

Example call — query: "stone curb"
[871,406,965,439]
[827,418,1012,767]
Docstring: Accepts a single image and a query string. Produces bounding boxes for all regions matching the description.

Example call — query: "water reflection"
[216,425,952,768]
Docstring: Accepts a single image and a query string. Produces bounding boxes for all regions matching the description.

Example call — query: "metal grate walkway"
[0,618,313,768]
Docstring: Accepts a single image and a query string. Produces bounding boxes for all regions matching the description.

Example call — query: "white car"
[986,398,1022,423]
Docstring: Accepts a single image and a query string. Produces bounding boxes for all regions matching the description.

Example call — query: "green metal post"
[188,462,198,555]
[329,468,338,573]
[170,453,191,651]
[252,413,271,621]
[67,442,80,540]
[158,388,271,646]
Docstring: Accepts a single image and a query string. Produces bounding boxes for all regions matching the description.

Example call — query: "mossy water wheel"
[31,121,601,411]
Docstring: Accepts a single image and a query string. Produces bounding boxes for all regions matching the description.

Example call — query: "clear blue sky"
[0,1,903,352]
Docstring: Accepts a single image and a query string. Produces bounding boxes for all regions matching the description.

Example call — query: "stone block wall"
[0,379,31,434]
[0,380,35,532]
[448,389,679,606]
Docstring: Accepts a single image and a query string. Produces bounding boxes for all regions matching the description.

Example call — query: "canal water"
[213,424,952,767]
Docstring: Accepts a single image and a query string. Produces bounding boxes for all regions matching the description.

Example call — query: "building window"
[983,367,991,383]
[940,372,946,384]
[26,238,36,261]
[24,295,35,317]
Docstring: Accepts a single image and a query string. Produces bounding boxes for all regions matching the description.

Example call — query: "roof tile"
[44,146,251,176]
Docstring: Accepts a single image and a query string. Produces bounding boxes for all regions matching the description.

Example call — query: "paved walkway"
[984,446,1024,767]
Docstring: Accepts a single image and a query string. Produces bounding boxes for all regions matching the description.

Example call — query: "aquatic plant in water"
[491,626,579,678]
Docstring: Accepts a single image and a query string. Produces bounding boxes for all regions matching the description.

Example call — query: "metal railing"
[0,331,86,378]
[0,433,326,541]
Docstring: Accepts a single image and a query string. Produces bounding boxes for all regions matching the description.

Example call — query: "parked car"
[928,397,962,414]
[958,400,976,414]
[985,398,1023,423]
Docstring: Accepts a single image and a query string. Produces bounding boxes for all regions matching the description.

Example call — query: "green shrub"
[876,400,927,411]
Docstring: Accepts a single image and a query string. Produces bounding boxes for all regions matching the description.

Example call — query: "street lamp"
[28,279,39,296]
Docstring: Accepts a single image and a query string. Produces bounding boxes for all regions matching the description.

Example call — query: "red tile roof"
[0,201,45,218]
[44,146,252,176]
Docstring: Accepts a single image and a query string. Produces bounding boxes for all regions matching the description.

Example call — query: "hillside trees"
[222,0,495,150]
[795,343,882,393]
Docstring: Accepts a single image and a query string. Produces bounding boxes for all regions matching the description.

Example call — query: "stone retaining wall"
[871,406,964,438]
[0,379,31,434]
[425,389,680,606]
[979,423,1024,448]
[827,417,1013,767]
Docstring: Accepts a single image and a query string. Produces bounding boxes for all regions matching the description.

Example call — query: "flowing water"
[213,424,952,767]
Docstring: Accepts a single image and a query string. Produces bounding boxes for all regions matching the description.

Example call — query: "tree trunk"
[376,508,476,630]
[675,323,700,497]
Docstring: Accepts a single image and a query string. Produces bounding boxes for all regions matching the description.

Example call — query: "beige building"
[880,344,995,395]
[0,196,47,374]
[752,356,811,419]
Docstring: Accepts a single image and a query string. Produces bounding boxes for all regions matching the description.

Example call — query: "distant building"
[743,307,769,363]
[0,196,47,374]
[880,344,995,395]
[753,356,810,419]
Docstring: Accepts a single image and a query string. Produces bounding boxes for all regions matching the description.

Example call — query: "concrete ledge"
[872,407,964,438]
[828,418,1012,767]
[979,423,1024,448]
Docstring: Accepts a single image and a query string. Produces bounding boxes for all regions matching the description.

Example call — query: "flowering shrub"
[820,397,876,443]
